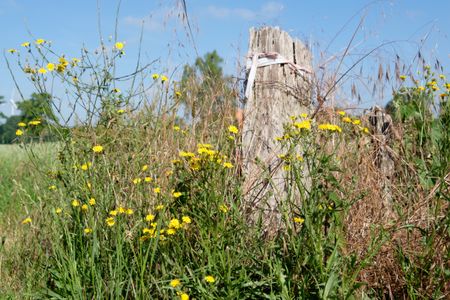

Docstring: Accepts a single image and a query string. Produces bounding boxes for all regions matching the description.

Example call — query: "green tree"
[180,50,235,124]
[0,93,56,143]
[0,95,5,120]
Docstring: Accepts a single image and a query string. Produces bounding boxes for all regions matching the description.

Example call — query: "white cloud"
[122,6,178,32]
[206,1,284,21]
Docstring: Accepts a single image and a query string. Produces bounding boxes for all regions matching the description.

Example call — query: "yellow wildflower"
[175,91,182,97]
[125,208,134,215]
[92,145,103,153]
[112,88,121,93]
[144,177,152,182]
[219,204,228,213]
[48,185,57,191]
[35,39,45,45]
[133,178,142,185]
[173,125,181,131]
[228,125,239,134]
[145,214,155,222]
[84,228,92,234]
[169,218,181,229]
[172,191,182,198]
[15,129,23,136]
[109,210,118,216]
[142,164,148,171]
[361,127,369,134]
[161,75,168,82]
[204,275,215,283]
[182,216,191,224]
[179,151,195,158]
[318,124,342,133]
[28,120,41,126]
[179,293,189,300]
[71,199,80,207]
[106,217,115,227]
[152,73,160,80]
[47,63,55,71]
[153,187,161,194]
[81,204,88,211]
[155,204,164,210]
[81,163,89,171]
[117,109,125,114]
[170,279,181,288]
[300,113,308,118]
[337,111,346,116]
[352,119,361,125]
[294,217,305,224]
[223,162,233,169]
[38,68,47,74]
[55,208,62,214]
[399,75,407,81]
[17,122,26,127]
[418,86,425,91]
[22,217,32,225]
[8,48,17,53]
[89,198,96,206]
[114,42,124,50]
[342,117,352,123]
[293,120,311,130]
[167,228,176,235]
[21,42,30,47]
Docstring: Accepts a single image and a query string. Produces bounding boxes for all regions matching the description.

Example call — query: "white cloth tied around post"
[244,52,312,99]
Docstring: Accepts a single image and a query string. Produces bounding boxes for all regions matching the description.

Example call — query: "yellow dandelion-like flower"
[361,127,370,134]
[204,275,215,283]
[106,217,115,227]
[153,187,161,194]
[399,75,407,81]
[28,120,41,126]
[173,125,181,131]
[38,68,47,74]
[16,129,24,136]
[21,42,30,47]
[155,204,164,210]
[179,151,195,158]
[48,185,57,191]
[161,75,168,82]
[223,162,233,169]
[169,218,181,229]
[46,63,55,71]
[17,122,26,127]
[84,228,92,234]
[172,191,182,198]
[283,165,291,171]
[55,208,62,214]
[318,124,342,133]
[167,228,176,235]
[118,207,125,214]
[228,125,239,134]
[109,210,118,216]
[8,48,17,53]
[175,91,182,97]
[142,164,148,171]
[170,279,181,288]
[300,113,308,118]
[112,88,121,93]
[152,73,160,80]
[182,216,191,224]
[81,204,88,211]
[145,214,155,222]
[342,117,352,123]
[179,293,189,300]
[71,199,80,207]
[92,145,103,153]
[352,119,361,125]
[219,204,228,213]
[418,86,425,91]
[144,177,152,182]
[133,178,142,184]
[114,42,124,50]
[35,39,45,45]
[89,198,96,206]
[125,208,134,215]
[81,163,89,171]
[117,109,125,114]
[337,111,346,116]
[22,217,32,225]
[294,217,305,224]
[293,120,311,130]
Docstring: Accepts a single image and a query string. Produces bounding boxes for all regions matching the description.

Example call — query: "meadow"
[0,34,449,299]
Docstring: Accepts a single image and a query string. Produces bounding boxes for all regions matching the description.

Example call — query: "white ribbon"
[244,52,311,99]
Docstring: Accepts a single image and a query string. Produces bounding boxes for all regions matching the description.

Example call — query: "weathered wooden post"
[242,27,312,234]
[367,106,396,219]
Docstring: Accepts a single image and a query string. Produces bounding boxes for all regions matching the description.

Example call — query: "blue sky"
[1,0,449,118]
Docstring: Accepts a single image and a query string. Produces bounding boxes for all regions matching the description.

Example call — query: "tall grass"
[2,24,449,299]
